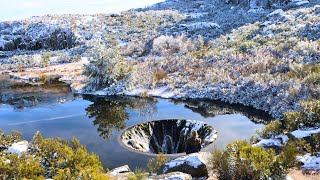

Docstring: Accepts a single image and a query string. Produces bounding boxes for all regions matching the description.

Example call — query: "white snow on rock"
[290,128,320,138]
[180,22,220,30]
[163,153,205,172]
[268,9,285,17]
[108,165,131,176]
[297,153,320,170]
[6,141,28,155]
[292,0,309,6]
[254,134,289,147]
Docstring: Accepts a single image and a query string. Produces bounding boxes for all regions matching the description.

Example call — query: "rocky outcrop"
[0,22,74,51]
[121,119,217,154]
[151,172,192,180]
[160,152,211,178]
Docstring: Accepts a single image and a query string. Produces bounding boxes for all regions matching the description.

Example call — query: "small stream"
[0,75,271,169]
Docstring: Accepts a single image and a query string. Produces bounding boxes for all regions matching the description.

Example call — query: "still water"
[0,75,270,169]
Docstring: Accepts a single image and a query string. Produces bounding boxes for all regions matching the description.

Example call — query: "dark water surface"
[0,75,271,169]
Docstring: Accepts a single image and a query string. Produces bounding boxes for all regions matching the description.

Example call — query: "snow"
[297,153,320,170]
[163,153,205,172]
[109,165,130,176]
[290,128,320,138]
[268,9,285,17]
[254,138,282,147]
[181,22,220,30]
[253,134,288,147]
[125,87,176,99]
[292,0,309,6]
[6,141,28,155]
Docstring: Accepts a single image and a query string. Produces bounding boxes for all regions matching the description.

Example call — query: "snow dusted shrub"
[152,34,203,56]
[284,100,320,131]
[257,120,283,139]
[211,141,296,180]
[83,43,130,91]
[123,39,147,57]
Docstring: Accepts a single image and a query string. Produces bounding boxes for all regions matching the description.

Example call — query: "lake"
[0,75,270,169]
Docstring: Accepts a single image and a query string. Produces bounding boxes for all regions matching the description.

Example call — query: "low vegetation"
[211,141,297,180]
[0,130,110,179]
[147,154,169,174]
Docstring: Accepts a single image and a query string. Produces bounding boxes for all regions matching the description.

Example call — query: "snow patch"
[254,134,288,147]
[109,165,130,176]
[163,153,205,172]
[181,22,220,30]
[291,128,320,138]
[6,141,28,155]
[125,87,176,99]
[297,153,320,170]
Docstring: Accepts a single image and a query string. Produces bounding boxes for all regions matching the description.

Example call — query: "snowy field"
[0,0,165,21]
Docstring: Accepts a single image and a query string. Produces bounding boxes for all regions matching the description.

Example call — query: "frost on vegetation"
[152,34,204,56]
[83,43,130,92]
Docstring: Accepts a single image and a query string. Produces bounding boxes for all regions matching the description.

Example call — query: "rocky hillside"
[0,0,319,118]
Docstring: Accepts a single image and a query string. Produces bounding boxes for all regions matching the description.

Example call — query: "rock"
[6,140,28,155]
[108,165,131,176]
[160,152,211,177]
[268,9,285,17]
[292,0,309,6]
[150,172,192,180]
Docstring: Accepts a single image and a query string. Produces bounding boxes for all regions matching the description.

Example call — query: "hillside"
[0,0,319,179]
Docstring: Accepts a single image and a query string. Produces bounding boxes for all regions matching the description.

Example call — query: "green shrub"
[284,100,320,131]
[211,141,297,180]
[147,154,169,174]
[0,153,44,180]
[127,169,146,180]
[30,133,109,179]
[257,120,283,138]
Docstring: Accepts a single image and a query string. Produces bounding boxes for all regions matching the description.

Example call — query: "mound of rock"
[160,152,211,178]
[0,22,74,51]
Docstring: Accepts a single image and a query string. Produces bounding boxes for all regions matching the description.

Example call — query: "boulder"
[151,172,192,180]
[160,152,211,177]
[108,165,131,176]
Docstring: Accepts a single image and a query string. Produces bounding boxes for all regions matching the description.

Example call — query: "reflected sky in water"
[0,95,267,169]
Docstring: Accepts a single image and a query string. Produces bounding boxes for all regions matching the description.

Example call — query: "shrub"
[147,154,169,174]
[211,141,296,180]
[152,34,202,56]
[127,169,146,180]
[29,133,109,179]
[0,153,44,180]
[257,120,283,138]
[83,43,130,91]
[284,100,320,131]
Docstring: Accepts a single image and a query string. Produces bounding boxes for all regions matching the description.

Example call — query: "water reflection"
[0,75,74,109]
[84,95,158,140]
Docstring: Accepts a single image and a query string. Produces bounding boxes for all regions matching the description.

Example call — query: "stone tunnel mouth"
[120,119,217,155]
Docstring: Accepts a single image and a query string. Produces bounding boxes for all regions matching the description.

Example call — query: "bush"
[147,154,169,174]
[211,141,297,180]
[83,43,130,91]
[152,34,203,56]
[284,100,320,131]
[127,169,146,180]
[257,120,283,138]
[29,133,109,179]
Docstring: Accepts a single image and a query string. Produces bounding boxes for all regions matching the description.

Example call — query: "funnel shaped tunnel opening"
[121,119,217,154]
